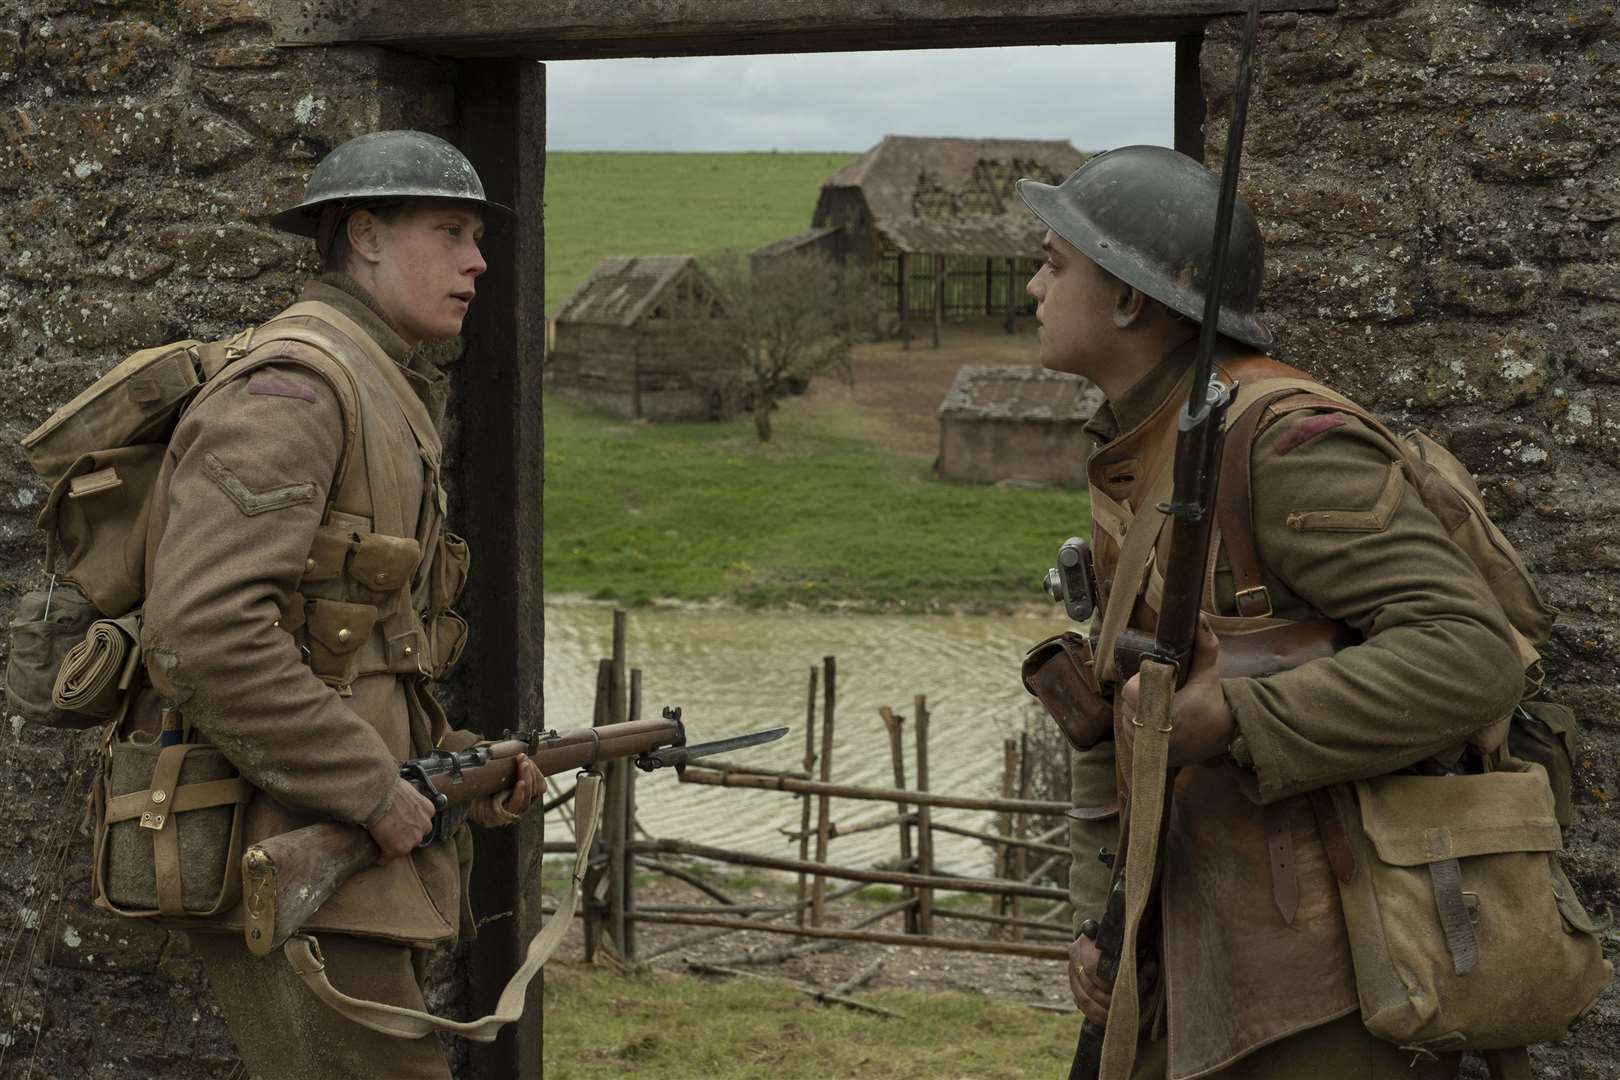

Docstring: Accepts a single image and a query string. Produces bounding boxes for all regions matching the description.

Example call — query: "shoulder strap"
[282,772,605,1042]
[1214,376,1381,619]
[190,327,367,511]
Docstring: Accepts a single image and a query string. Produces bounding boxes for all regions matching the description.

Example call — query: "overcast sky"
[545,44,1174,153]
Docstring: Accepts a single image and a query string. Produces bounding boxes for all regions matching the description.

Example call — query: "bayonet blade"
[635,726,789,771]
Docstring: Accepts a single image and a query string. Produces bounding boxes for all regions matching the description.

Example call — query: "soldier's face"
[364,201,488,345]
[1027,231,1117,381]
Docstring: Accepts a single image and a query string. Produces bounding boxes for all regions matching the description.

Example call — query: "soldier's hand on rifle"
[1119,618,1233,768]
[1070,929,1159,1024]
[469,755,546,828]
[1069,930,1113,1023]
[368,778,439,860]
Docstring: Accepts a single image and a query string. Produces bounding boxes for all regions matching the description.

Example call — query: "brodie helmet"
[1016,145,1271,350]
[269,129,514,248]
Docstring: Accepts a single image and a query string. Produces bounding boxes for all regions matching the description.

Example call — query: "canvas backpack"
[4,320,360,730]
[1222,379,1609,1060]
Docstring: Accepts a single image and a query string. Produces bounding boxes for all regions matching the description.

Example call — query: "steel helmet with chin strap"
[269,129,514,247]
[1016,145,1271,350]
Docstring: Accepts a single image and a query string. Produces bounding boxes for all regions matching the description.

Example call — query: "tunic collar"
[1082,349,1195,446]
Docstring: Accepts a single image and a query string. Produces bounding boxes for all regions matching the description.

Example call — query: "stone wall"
[937,418,1091,489]
[0,3,456,1077]
[1210,2,1619,1074]
[3,0,1618,1077]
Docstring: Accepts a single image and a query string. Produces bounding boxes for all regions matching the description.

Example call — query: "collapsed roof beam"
[265,0,1335,60]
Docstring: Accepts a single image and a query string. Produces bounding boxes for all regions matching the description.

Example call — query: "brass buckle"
[1234,585,1274,619]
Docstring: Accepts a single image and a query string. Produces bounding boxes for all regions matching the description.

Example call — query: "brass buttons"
[337,627,352,643]
[151,790,167,804]
[305,558,317,573]
[375,571,390,585]
[403,645,414,656]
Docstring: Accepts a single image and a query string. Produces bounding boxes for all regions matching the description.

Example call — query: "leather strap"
[103,776,250,822]
[1215,388,1302,618]
[1263,801,1299,926]
[1306,788,1355,884]
[1429,857,1480,975]
[144,744,192,916]
[1094,454,1176,688]
[284,770,605,1042]
[1097,659,1177,1080]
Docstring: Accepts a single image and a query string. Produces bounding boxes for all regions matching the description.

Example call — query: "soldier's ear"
[1113,284,1149,329]
[347,210,386,267]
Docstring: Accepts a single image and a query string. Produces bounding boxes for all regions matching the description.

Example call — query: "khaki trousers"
[1131,1012,1461,1080]
[190,931,452,1080]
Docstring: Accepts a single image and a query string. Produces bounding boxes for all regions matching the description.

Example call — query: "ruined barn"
[546,255,740,421]
[937,366,1103,488]
[757,135,1086,341]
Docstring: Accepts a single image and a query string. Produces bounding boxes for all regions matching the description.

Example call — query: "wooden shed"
[546,255,740,421]
[937,365,1103,489]
[757,136,1086,342]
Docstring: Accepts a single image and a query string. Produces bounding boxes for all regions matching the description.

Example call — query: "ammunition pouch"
[1021,632,1112,752]
[93,735,252,919]
[1333,758,1611,1054]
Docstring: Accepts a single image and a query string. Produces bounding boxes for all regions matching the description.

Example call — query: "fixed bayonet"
[635,724,790,773]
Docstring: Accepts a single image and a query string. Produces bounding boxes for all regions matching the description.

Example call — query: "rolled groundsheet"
[53,615,140,720]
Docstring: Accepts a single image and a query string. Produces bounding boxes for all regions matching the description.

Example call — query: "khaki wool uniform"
[1066,350,1525,1080]
[141,275,477,1080]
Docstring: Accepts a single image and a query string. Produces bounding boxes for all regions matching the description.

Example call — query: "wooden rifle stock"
[239,717,682,957]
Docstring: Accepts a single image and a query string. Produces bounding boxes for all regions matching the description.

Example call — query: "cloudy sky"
[545,43,1174,153]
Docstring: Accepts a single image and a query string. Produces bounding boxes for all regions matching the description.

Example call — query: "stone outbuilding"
[546,255,740,421]
[756,135,1086,342]
[937,365,1103,488]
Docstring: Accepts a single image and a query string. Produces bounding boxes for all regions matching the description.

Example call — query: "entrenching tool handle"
[243,826,379,957]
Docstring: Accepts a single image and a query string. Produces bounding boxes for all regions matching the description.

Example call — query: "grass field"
[544,151,854,314]
[543,387,1088,611]
[541,152,1086,611]
[542,961,1076,1079]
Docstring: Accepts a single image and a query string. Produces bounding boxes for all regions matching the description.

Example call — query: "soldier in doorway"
[1017,146,1524,1077]
[139,130,545,1080]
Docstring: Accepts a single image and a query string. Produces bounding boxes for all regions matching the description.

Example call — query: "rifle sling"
[281,769,606,1042]
[1098,658,1177,1080]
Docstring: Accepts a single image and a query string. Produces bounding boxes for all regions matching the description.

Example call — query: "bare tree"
[685,251,879,443]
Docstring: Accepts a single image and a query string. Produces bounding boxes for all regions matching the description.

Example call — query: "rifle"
[1065,3,1265,1076]
[240,707,786,957]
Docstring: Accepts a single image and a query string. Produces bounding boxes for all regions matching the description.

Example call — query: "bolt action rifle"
[239,707,786,957]
[1061,3,1264,1077]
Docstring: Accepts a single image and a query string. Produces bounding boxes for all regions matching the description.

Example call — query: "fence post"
[879,706,917,934]
[997,738,1017,922]
[1013,732,1033,942]
[914,695,934,935]
[606,611,629,956]
[796,666,818,928]
[623,666,641,961]
[811,656,837,926]
[583,657,614,962]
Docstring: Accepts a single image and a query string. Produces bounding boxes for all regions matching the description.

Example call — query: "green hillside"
[543,151,853,314]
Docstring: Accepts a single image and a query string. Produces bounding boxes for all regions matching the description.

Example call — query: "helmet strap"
[315,201,350,264]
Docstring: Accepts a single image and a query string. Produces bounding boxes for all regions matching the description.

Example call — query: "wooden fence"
[542,611,1075,967]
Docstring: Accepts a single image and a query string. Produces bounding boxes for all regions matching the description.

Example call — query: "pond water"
[543,601,1075,877]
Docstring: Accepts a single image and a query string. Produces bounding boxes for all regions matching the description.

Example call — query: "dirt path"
[807,318,1042,457]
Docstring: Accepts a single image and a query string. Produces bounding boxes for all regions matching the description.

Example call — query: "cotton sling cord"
[282,769,605,1041]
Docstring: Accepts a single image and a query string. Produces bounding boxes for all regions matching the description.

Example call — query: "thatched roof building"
[547,255,740,422]
[937,365,1103,489]
[757,136,1086,342]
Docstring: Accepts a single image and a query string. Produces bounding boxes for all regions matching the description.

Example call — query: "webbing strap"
[1093,453,1176,688]
[1097,658,1176,1080]
[283,770,605,1042]
[1429,857,1480,975]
